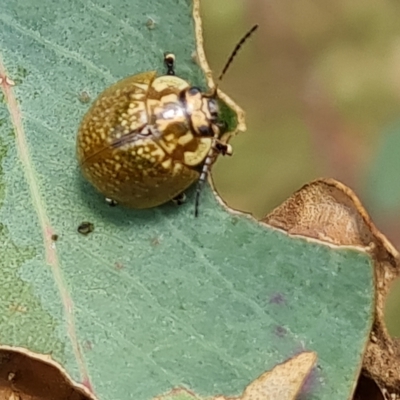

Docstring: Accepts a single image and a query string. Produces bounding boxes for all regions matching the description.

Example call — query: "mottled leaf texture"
[1,1,374,400]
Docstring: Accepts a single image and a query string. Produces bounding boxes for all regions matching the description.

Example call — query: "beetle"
[77,25,258,216]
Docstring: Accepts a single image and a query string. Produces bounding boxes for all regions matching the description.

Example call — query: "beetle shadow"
[75,173,190,228]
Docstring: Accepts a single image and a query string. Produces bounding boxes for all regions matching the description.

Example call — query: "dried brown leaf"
[0,347,94,400]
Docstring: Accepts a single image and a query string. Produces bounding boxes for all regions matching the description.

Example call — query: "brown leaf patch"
[0,347,95,400]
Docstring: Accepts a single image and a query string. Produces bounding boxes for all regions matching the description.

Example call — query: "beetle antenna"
[213,24,258,96]
[195,24,258,216]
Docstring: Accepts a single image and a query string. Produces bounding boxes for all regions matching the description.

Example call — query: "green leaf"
[1,1,374,400]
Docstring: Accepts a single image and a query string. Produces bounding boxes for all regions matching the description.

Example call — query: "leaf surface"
[0,1,374,399]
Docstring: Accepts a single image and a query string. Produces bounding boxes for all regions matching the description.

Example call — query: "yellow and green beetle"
[77,25,257,216]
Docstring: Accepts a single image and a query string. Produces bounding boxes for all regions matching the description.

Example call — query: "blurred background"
[200,0,400,334]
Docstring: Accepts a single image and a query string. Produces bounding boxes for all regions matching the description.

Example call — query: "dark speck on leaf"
[78,91,91,104]
[231,217,239,225]
[269,292,286,305]
[274,325,287,338]
[78,221,94,235]
[150,237,161,246]
[146,18,156,30]
[115,262,124,270]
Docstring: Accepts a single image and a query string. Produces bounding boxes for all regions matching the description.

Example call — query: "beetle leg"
[172,192,186,206]
[194,140,233,217]
[215,141,233,157]
[164,53,176,76]
[105,198,118,207]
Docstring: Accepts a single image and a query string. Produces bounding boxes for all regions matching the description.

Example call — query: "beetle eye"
[188,87,201,96]
[198,125,212,136]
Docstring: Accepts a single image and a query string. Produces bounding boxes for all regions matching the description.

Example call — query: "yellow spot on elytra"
[155,119,172,134]
[173,163,183,173]
[131,93,144,100]
[152,76,189,92]
[133,83,148,91]
[148,145,166,161]
[178,132,194,146]
[161,93,178,104]
[159,138,177,154]
[161,159,172,169]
